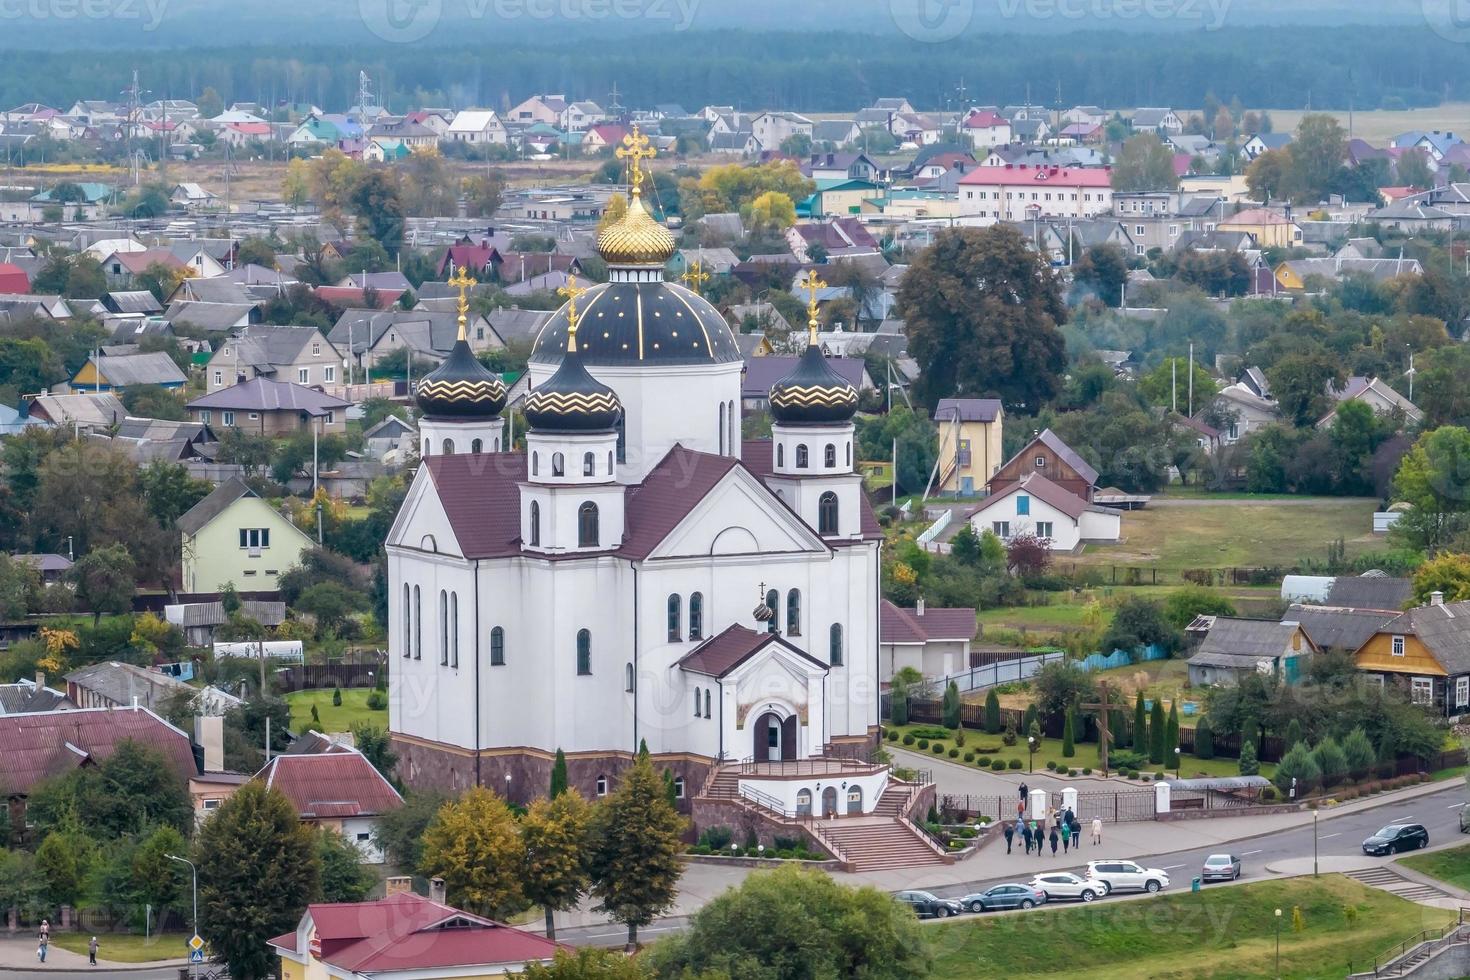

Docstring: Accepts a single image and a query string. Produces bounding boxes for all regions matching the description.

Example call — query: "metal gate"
[1065,790,1157,823]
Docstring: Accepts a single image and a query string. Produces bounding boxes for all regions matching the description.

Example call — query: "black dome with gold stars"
[529,281,741,367]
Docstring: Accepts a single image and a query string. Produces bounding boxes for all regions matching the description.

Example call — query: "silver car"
[1201,853,1242,882]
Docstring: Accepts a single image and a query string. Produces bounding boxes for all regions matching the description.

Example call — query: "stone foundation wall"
[690,798,833,856]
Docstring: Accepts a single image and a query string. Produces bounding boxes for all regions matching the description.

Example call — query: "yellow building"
[272,887,562,980]
[934,398,1004,496]
[1353,595,1469,718]
[1217,207,1303,248]
[178,476,314,594]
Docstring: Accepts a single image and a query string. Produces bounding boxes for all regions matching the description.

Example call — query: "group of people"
[34,920,100,965]
[1001,783,1102,857]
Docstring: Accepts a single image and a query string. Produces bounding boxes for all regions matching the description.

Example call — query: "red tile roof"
[880,599,977,644]
[964,111,1009,129]
[621,447,740,559]
[0,706,196,797]
[270,892,561,972]
[111,249,186,275]
[314,286,404,309]
[678,624,829,677]
[978,471,1101,521]
[258,750,402,818]
[0,263,29,293]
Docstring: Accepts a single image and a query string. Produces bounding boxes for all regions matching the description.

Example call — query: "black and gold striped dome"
[414,339,507,418]
[769,344,859,426]
[524,342,622,433]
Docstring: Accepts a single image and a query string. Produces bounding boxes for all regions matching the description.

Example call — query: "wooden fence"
[272,662,386,692]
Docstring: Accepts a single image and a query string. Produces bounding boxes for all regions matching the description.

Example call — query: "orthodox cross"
[680,260,710,296]
[557,273,590,350]
[616,124,655,196]
[447,266,476,342]
[1079,680,1123,777]
[802,271,828,346]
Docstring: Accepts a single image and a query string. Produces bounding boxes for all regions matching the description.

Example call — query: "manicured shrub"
[332,686,343,706]
[932,743,946,755]
[985,689,1001,734]
[902,733,915,746]
[1238,738,1260,776]
[1068,769,1078,777]
[366,689,387,710]
[917,738,930,750]
[963,752,975,763]
[1008,759,1023,770]
[942,681,961,729]
[991,760,1006,771]
[1045,760,1057,771]
[886,729,899,741]
[1061,712,1076,758]
[976,756,990,766]
[1082,767,1092,775]
[954,722,967,748]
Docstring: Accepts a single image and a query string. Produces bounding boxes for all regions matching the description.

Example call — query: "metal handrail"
[738,783,800,819]
[737,757,882,778]
[1372,914,1470,976]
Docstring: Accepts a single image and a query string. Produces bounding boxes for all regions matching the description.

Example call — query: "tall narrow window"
[846,441,851,467]
[608,450,614,473]
[818,491,839,535]
[718,402,726,455]
[471,438,483,454]
[625,662,635,693]
[532,452,539,476]
[490,626,505,665]
[413,586,422,660]
[576,629,591,675]
[824,443,836,467]
[667,594,682,642]
[777,444,784,467]
[529,501,541,547]
[693,686,702,716]
[442,439,454,456]
[765,589,779,634]
[583,451,595,477]
[786,589,801,636]
[704,688,712,718]
[615,413,626,463]
[796,444,809,469]
[450,592,459,668]
[729,400,737,453]
[440,590,449,665]
[688,592,703,640]
[829,623,843,666]
[402,584,411,658]
[578,502,599,548]
[552,452,565,477]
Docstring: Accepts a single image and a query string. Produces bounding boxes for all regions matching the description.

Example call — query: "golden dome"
[596,192,676,266]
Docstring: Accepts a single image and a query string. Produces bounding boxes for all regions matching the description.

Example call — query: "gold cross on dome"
[616,124,656,196]
[557,273,591,351]
[680,260,710,296]
[802,271,828,345]
[447,266,477,342]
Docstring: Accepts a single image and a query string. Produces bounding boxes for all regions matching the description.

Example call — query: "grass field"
[285,687,384,734]
[1077,497,1385,571]
[1400,841,1470,892]
[929,875,1451,980]
[49,933,190,963]
[975,584,1280,635]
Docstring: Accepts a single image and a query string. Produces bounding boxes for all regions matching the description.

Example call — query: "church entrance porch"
[755,711,797,762]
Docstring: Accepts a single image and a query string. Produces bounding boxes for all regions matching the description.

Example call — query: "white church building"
[385,140,892,823]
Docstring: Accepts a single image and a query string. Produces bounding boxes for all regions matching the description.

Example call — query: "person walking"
[39,920,49,941]
[1003,820,1015,854]
[89,936,99,965]
[1021,821,1033,854]
[1060,818,1071,854]
[37,936,46,964]
[1019,782,1029,802]
[1069,811,1083,849]
[1017,797,1025,819]
[1092,815,1103,845]
[1048,825,1059,856]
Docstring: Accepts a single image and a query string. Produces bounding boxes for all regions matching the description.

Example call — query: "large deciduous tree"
[521,789,592,940]
[899,225,1067,412]
[419,787,527,917]
[587,748,686,949]
[1393,426,1470,553]
[1110,133,1179,192]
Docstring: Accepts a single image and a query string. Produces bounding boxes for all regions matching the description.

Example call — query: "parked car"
[1201,854,1242,882]
[895,890,962,918]
[960,883,1047,912]
[1085,860,1170,894]
[1362,824,1429,856]
[1029,872,1103,902]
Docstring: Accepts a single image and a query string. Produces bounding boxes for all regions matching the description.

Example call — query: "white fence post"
[1153,782,1171,815]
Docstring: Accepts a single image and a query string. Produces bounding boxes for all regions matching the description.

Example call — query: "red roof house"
[879,599,978,681]
[314,285,405,310]
[0,263,29,293]
[257,749,402,860]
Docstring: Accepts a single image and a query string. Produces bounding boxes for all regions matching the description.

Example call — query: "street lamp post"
[165,854,198,979]
[1028,736,1036,773]
[1275,907,1283,978]
[504,771,512,804]
[1174,746,1181,780]
[1313,809,1319,877]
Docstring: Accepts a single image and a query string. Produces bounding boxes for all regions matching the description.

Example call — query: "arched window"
[413,586,422,660]
[583,451,595,477]
[704,688,712,718]
[786,589,801,636]
[423,438,430,456]
[442,438,455,456]
[471,438,483,454]
[439,590,449,665]
[494,437,501,452]
[729,400,737,452]
[615,413,627,463]
[688,592,703,640]
[402,584,411,658]
[829,623,843,666]
[531,452,539,476]
[490,626,505,665]
[818,491,839,535]
[667,594,681,641]
[552,452,565,477]
[578,502,599,548]
[765,589,779,634]
[608,450,614,474]
[693,686,702,717]
[576,629,591,675]
[846,441,851,467]
[625,662,635,693]
[718,402,726,455]
[824,443,836,467]
[795,444,809,469]
[450,592,459,668]
[529,501,541,547]
[673,776,685,799]
[595,774,608,796]
[776,443,784,467]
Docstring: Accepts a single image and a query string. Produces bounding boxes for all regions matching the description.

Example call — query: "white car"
[1085,859,1170,894]
[1029,872,1103,902]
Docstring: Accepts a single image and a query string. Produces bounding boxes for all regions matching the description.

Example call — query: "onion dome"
[524,276,623,432]
[414,276,507,418]
[768,274,858,425]
[596,192,677,266]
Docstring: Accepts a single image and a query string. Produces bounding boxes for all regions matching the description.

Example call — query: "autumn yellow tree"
[419,787,527,918]
[520,789,591,940]
[746,191,796,233]
[597,193,628,233]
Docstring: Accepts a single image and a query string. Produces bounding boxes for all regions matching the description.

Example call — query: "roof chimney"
[429,877,447,905]
[385,876,413,897]
[1431,590,1445,607]
[916,596,926,616]
[194,714,224,772]
[34,670,44,691]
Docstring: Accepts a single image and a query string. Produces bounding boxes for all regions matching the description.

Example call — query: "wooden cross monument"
[1080,680,1124,777]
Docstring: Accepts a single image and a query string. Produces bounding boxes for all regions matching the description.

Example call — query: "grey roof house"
[1188,618,1318,687]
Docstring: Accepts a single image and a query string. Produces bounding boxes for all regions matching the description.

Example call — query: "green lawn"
[49,933,190,963]
[976,585,1282,635]
[1075,497,1386,571]
[929,875,1452,979]
[1401,841,1470,892]
[285,687,385,734]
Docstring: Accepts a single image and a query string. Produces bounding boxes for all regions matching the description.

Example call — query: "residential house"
[1063,105,1108,128]
[65,661,241,714]
[168,240,234,278]
[169,275,252,305]
[164,599,286,647]
[1207,382,1280,444]
[813,119,861,147]
[101,247,186,286]
[560,100,605,132]
[890,112,943,145]
[879,598,978,682]
[314,286,405,310]
[1354,595,1470,717]
[188,379,351,438]
[101,290,164,317]
[270,890,562,979]
[989,428,1098,501]
[666,247,741,279]
[437,238,500,278]
[12,553,72,586]
[363,415,416,460]
[1218,208,1303,248]
[178,476,316,593]
[785,217,882,261]
[1242,133,1292,161]
[710,130,758,156]
[170,183,219,211]
[962,110,1012,150]
[1316,376,1423,428]
[1274,256,1423,292]
[958,164,1114,221]
[257,749,403,862]
[1287,604,1400,656]
[967,472,1120,550]
[486,307,555,348]
[581,123,628,156]
[24,392,126,433]
[1130,108,1184,135]
[204,325,341,392]
[1363,200,1458,233]
[750,111,814,152]
[0,263,29,293]
[71,351,187,392]
[0,673,72,715]
[443,109,507,145]
[806,152,879,183]
[804,179,882,219]
[164,300,259,332]
[934,398,1004,497]
[329,309,500,378]
[1188,618,1318,687]
[507,94,568,126]
[1010,118,1051,144]
[338,271,413,293]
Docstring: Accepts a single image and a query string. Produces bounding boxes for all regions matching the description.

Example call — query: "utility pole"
[164,855,198,980]
[1188,342,1195,417]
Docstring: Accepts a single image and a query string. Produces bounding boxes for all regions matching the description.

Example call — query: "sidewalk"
[0,936,189,972]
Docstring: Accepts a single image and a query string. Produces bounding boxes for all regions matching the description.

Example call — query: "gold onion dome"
[415,270,506,418]
[596,192,676,265]
[769,273,858,426]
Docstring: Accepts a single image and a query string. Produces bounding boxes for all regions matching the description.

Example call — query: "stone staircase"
[873,782,910,817]
[819,817,951,871]
[1346,867,1454,904]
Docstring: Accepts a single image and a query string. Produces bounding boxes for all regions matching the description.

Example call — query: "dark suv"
[895,890,962,918]
[1362,824,1429,856]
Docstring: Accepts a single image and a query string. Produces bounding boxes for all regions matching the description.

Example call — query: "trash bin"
[1191,876,1201,892]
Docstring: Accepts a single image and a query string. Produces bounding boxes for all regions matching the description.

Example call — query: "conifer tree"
[588,747,686,950]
